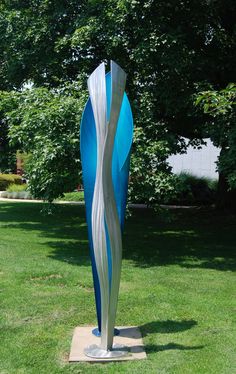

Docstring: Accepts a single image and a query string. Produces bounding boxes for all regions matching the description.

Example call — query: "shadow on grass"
[145,343,204,353]
[140,319,197,336]
[0,202,235,271]
[47,241,91,266]
[122,207,236,271]
[140,319,203,354]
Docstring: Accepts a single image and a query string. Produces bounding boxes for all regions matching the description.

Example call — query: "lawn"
[0,202,235,374]
[57,191,84,202]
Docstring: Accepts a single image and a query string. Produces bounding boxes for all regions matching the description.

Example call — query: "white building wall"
[168,138,220,179]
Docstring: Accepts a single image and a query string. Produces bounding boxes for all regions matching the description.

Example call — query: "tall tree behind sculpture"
[80,61,133,356]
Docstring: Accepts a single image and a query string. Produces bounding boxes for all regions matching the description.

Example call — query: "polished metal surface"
[87,61,127,353]
[88,62,110,350]
[80,63,133,335]
[102,61,126,350]
[84,343,129,359]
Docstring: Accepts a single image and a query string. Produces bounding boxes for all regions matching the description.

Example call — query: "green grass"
[0,203,235,374]
[57,191,84,202]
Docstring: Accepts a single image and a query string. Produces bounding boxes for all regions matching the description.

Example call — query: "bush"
[1,190,32,199]
[169,172,218,205]
[6,183,27,192]
[3,87,84,202]
[0,174,22,190]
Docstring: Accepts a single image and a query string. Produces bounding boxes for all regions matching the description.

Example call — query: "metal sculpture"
[80,61,133,358]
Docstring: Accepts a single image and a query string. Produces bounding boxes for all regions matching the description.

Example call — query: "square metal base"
[69,326,147,362]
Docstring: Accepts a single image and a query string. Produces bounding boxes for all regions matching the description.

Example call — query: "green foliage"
[128,126,177,205]
[196,84,236,190]
[0,141,16,173]
[0,173,22,190]
[6,183,27,192]
[170,172,217,206]
[0,1,236,204]
[16,151,31,172]
[0,104,17,173]
[195,83,236,116]
[0,86,86,202]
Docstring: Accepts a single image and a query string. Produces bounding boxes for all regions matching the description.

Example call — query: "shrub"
[0,174,22,190]
[1,190,32,199]
[172,172,218,205]
[6,183,27,192]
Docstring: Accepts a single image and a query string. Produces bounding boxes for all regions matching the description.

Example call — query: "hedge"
[0,174,22,190]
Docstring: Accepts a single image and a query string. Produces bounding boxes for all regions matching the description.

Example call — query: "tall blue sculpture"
[80,61,133,357]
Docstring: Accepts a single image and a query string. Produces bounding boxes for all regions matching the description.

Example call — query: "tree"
[196,83,236,209]
[0,1,236,204]
[0,84,86,201]
[0,90,18,172]
[0,118,16,173]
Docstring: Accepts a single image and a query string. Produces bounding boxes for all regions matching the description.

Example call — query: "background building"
[168,138,220,180]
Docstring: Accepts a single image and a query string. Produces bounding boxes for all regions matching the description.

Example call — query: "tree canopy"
[0,84,86,201]
[196,83,236,208]
[0,0,236,203]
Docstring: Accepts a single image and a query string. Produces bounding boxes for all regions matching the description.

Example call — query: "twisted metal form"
[81,61,133,357]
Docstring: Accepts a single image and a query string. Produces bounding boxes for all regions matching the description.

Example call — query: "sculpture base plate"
[84,343,129,359]
[69,326,146,362]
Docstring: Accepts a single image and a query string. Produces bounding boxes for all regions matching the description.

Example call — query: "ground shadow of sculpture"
[145,343,204,354]
[115,320,203,354]
[139,319,198,336]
